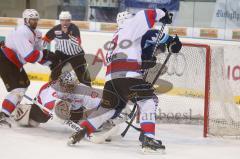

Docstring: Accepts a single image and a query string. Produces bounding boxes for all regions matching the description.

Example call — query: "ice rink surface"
[0,80,240,159]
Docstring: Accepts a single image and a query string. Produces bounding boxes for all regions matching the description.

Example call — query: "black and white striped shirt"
[43,23,84,56]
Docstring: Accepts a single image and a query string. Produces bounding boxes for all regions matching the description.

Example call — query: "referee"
[43,11,91,86]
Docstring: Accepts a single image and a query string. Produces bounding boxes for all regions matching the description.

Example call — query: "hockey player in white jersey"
[0,9,58,127]
[68,8,182,152]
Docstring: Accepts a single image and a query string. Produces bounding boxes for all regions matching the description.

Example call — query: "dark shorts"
[100,78,154,109]
[50,51,91,87]
[0,49,30,92]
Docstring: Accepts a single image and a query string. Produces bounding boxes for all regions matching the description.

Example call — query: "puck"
[105,138,111,142]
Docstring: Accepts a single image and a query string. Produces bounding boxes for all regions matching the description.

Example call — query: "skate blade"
[141,147,166,155]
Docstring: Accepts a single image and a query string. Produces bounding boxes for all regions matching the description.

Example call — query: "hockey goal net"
[145,43,240,138]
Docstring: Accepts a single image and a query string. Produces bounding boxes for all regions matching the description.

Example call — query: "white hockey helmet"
[116,11,134,28]
[59,11,72,20]
[22,9,40,23]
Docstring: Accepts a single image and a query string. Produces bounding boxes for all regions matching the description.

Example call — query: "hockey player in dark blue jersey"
[141,29,182,70]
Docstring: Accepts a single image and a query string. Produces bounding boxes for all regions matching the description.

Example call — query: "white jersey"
[37,83,101,111]
[2,25,44,68]
[105,9,165,81]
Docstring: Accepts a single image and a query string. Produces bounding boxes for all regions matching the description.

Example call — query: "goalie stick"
[23,95,84,131]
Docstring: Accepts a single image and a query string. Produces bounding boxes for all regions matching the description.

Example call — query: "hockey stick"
[121,102,138,137]
[23,95,83,132]
[143,23,166,81]
[125,120,142,132]
[23,95,53,118]
[150,52,172,87]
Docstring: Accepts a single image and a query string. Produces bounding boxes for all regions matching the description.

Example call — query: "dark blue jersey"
[141,29,172,60]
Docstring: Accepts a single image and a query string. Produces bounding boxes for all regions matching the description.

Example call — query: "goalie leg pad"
[14,104,40,127]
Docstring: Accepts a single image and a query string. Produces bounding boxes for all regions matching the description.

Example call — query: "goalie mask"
[58,71,78,93]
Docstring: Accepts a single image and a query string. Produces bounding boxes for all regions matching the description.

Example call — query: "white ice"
[0,80,240,159]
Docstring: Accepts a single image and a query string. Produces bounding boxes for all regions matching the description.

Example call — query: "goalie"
[13,71,101,127]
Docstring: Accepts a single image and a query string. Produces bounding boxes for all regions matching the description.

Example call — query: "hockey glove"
[159,8,173,24]
[42,49,61,69]
[167,35,182,54]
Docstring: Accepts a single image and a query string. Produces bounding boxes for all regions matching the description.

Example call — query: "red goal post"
[182,43,211,138]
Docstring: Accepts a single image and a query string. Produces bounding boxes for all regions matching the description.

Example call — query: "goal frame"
[183,43,211,138]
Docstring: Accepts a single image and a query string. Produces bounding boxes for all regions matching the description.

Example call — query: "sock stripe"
[80,120,96,135]
[2,99,16,114]
[141,122,155,135]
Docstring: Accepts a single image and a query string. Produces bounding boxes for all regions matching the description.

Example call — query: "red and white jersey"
[1,25,44,68]
[105,9,165,81]
[37,83,101,112]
